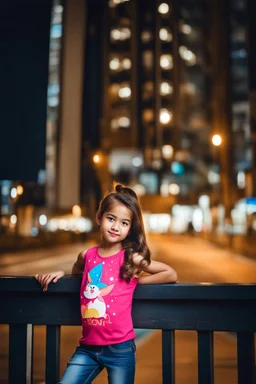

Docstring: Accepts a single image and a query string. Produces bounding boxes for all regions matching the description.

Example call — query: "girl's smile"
[108,231,119,237]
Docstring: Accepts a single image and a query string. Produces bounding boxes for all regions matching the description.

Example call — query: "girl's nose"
[111,222,119,231]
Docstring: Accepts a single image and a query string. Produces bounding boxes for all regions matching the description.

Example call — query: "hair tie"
[114,184,138,200]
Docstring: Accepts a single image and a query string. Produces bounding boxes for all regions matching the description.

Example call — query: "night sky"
[0,0,52,182]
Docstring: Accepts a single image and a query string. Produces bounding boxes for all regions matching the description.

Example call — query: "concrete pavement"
[148,233,256,283]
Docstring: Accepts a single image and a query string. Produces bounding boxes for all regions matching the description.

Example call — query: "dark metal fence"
[0,276,256,384]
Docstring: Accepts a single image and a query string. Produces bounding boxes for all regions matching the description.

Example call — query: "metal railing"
[0,276,256,384]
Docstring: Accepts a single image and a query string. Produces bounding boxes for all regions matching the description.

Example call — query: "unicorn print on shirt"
[81,263,115,319]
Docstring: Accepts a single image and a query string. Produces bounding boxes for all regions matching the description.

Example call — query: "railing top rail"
[1,275,256,300]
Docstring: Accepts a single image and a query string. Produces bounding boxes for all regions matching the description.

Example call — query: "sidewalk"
[149,233,256,284]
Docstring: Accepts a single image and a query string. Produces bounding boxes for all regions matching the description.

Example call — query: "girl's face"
[97,202,132,244]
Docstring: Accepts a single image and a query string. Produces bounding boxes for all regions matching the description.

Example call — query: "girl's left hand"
[34,270,65,291]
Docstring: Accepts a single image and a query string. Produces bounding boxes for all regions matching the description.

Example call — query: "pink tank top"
[79,246,138,345]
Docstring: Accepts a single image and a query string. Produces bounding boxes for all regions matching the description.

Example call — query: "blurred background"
[0,0,256,257]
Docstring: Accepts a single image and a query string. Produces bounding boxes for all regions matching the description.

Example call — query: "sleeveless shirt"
[79,246,138,345]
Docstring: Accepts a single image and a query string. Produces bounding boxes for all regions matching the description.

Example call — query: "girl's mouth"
[109,231,119,237]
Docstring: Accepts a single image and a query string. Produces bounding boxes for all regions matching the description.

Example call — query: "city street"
[1,233,256,383]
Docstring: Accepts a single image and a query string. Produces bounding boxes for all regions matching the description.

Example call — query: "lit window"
[110,117,131,130]
[122,58,132,69]
[143,51,153,70]
[142,81,154,100]
[158,3,170,15]
[111,29,121,41]
[179,46,196,66]
[111,118,119,131]
[109,58,120,71]
[141,30,153,43]
[109,57,131,72]
[180,22,192,35]
[159,28,173,42]
[119,117,130,128]
[159,108,172,124]
[160,82,173,96]
[109,0,130,7]
[160,54,173,70]
[119,28,131,40]
[118,86,131,100]
[142,109,154,123]
[110,28,131,41]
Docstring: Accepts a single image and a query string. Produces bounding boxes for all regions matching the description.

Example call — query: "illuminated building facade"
[83,0,213,205]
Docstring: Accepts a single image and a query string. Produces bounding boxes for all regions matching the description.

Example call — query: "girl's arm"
[133,255,177,284]
[71,250,86,274]
[34,250,86,291]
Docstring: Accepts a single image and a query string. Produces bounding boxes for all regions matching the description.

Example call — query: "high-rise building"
[84,0,213,208]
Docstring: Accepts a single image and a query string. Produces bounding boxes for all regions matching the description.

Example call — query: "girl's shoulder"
[84,246,99,258]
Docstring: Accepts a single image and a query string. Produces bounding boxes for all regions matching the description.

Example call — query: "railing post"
[197,331,214,384]
[46,325,61,384]
[237,332,255,384]
[9,323,33,384]
[162,329,175,384]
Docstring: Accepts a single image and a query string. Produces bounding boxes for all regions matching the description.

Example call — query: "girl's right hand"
[34,270,64,291]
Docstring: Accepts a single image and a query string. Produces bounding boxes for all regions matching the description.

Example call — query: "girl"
[35,184,177,384]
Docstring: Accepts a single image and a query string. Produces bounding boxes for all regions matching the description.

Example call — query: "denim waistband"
[79,343,104,350]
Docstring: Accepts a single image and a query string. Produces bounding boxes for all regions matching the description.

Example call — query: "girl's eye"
[107,217,114,222]
[122,222,128,226]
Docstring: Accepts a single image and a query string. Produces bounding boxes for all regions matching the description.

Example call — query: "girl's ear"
[95,211,101,226]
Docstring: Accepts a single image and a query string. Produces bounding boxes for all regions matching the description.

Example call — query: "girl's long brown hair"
[96,183,151,283]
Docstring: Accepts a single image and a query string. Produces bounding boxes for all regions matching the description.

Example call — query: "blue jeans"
[59,340,136,384]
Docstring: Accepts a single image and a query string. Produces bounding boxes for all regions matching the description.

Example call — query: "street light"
[210,134,228,235]
[212,134,222,147]
[210,135,222,189]
[17,185,24,196]
[93,154,100,164]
